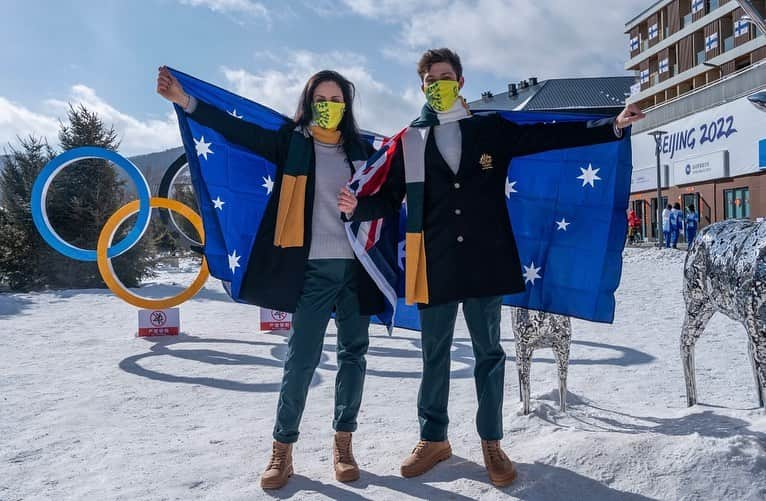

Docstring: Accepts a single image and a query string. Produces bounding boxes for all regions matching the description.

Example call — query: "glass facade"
[724,187,750,219]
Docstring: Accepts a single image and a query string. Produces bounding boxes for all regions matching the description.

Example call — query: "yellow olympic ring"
[97,197,209,309]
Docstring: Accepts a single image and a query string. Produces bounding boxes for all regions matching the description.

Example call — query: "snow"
[1,248,765,500]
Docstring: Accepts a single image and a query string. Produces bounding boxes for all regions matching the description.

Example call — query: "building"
[468,76,635,116]
[626,0,766,241]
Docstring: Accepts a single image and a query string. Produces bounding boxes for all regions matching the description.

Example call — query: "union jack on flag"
[345,131,407,329]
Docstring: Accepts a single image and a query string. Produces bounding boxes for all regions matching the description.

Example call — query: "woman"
[157,67,382,489]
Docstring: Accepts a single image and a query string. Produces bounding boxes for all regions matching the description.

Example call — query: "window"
[724,188,750,219]
[707,0,719,11]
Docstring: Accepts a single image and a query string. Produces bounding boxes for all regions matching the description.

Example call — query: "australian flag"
[168,68,387,311]
[170,68,632,331]
[348,111,632,331]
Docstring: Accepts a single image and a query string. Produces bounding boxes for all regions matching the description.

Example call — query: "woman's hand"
[338,187,357,218]
[157,66,190,108]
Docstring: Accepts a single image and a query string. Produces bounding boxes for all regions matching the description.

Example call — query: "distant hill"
[0,147,191,206]
[127,146,188,194]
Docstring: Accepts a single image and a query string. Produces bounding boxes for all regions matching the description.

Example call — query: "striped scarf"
[346,98,470,308]
[402,98,470,304]
[273,126,359,248]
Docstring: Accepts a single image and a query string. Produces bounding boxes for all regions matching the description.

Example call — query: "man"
[663,204,672,248]
[686,204,699,246]
[338,48,644,487]
[670,202,683,249]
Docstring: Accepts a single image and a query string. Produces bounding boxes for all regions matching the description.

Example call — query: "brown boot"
[260,441,293,490]
[481,440,517,487]
[333,432,360,482]
[400,440,452,478]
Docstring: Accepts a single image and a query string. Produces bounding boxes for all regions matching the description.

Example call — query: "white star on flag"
[577,163,601,188]
[228,109,243,119]
[228,250,241,274]
[262,175,274,194]
[523,262,542,285]
[212,196,225,210]
[556,218,571,231]
[505,178,518,199]
[194,136,213,160]
[397,240,406,270]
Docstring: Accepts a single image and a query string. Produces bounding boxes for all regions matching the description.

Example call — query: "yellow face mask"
[424,80,460,112]
[312,101,346,130]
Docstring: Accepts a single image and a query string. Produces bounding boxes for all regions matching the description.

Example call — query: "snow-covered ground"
[1,248,765,500]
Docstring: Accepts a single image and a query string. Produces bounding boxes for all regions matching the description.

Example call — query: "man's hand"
[616,103,646,129]
[338,187,357,218]
[157,66,190,108]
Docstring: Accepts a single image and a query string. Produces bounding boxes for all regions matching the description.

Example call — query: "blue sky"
[1,0,646,155]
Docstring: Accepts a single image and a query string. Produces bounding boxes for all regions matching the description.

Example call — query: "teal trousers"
[418,295,505,441]
[273,259,370,444]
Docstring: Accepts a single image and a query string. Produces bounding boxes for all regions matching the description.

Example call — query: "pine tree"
[0,105,156,290]
[0,136,60,290]
[48,104,156,288]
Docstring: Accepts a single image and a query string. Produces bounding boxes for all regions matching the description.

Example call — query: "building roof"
[625,0,673,31]
[468,76,635,114]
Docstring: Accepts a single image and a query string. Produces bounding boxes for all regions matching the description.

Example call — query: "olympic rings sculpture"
[157,153,202,247]
[31,147,209,309]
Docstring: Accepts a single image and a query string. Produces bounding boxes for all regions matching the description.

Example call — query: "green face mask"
[424,80,460,112]
[312,101,346,130]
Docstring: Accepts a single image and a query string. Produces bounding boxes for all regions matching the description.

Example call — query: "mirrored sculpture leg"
[745,312,766,409]
[516,344,533,415]
[747,341,765,409]
[681,306,713,407]
[553,339,571,413]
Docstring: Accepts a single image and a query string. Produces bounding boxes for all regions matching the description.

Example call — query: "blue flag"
[170,68,631,330]
[358,111,632,331]
[498,111,632,324]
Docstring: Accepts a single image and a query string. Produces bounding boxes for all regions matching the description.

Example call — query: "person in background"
[628,210,641,245]
[670,202,683,249]
[686,204,699,248]
[662,204,671,248]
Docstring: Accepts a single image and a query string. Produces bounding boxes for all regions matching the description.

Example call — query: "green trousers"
[418,295,505,441]
[273,259,370,444]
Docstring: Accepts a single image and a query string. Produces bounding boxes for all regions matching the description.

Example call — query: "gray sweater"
[309,141,355,260]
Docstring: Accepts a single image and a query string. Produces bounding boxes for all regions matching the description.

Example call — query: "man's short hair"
[417,48,463,81]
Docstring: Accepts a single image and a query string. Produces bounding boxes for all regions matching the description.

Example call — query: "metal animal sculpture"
[511,308,572,415]
[681,219,766,408]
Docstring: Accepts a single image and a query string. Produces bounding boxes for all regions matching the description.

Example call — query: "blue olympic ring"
[31,146,152,261]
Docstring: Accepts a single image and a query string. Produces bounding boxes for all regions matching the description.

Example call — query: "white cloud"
[222,50,422,135]
[0,97,60,147]
[346,0,646,80]
[0,86,181,156]
[339,0,440,18]
[178,0,268,17]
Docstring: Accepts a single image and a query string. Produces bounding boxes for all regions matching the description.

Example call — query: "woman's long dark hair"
[294,70,362,149]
